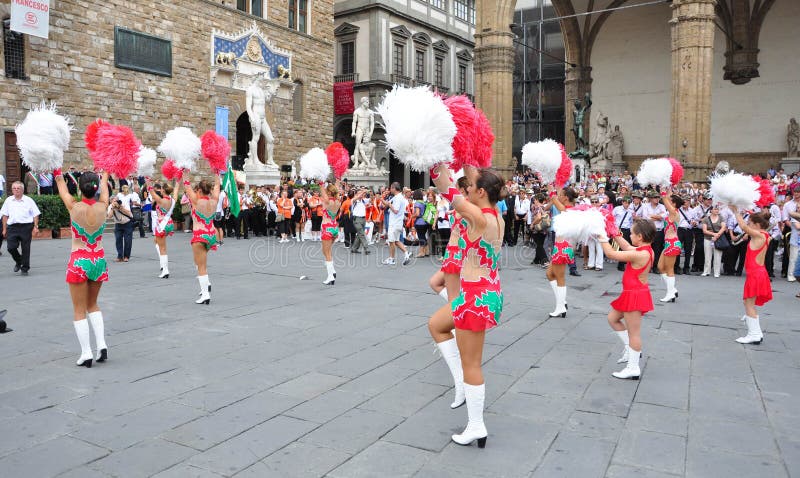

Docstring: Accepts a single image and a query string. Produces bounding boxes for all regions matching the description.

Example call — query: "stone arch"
[716,0,779,84]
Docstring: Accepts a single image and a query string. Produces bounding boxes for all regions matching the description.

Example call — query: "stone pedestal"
[572,157,589,183]
[343,167,389,189]
[781,158,800,175]
[243,163,281,187]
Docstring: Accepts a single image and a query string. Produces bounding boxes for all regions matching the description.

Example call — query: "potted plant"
[33,195,70,239]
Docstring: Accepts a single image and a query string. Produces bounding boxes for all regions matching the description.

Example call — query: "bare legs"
[608,309,642,379]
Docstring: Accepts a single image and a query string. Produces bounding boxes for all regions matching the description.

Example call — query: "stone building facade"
[0,0,334,186]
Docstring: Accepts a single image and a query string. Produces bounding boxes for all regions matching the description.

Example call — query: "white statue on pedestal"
[351,97,375,169]
[245,75,280,169]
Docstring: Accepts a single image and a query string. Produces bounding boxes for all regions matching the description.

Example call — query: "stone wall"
[0,0,334,177]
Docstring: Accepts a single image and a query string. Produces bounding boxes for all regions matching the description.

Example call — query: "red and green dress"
[451,208,503,332]
[66,213,108,284]
[441,212,466,275]
[154,199,175,238]
[190,203,219,251]
[663,218,682,257]
[321,206,339,241]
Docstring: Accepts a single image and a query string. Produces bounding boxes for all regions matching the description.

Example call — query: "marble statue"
[351,97,375,169]
[570,93,591,158]
[245,75,280,169]
[590,113,609,161]
[606,125,624,165]
[291,159,296,179]
[788,118,799,157]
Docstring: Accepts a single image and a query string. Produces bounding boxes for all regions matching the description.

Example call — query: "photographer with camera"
[108,184,139,262]
[350,188,371,254]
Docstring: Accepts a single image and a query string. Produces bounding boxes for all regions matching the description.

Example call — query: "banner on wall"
[215,106,229,139]
[334,81,355,115]
[11,0,50,39]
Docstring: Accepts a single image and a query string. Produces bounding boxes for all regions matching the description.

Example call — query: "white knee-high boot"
[736,316,763,344]
[159,255,169,278]
[549,286,567,317]
[612,346,641,379]
[87,311,107,362]
[436,338,465,409]
[452,382,487,447]
[438,288,449,301]
[196,275,211,304]
[660,275,677,302]
[74,319,93,367]
[615,330,630,363]
[323,261,335,285]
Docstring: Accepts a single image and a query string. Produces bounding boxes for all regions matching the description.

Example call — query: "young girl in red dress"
[546,186,578,317]
[182,176,221,304]
[730,206,772,344]
[599,218,657,380]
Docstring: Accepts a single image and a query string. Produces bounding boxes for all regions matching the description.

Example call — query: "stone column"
[474,0,516,175]
[670,0,716,181]
[563,65,593,154]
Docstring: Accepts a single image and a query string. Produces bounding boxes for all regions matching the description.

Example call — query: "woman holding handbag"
[701,204,727,277]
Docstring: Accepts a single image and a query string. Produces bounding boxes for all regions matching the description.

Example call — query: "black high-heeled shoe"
[195,298,211,305]
[77,358,93,368]
[97,349,107,363]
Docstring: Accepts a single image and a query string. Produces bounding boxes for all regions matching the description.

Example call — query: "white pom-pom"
[710,171,759,210]
[15,102,72,172]
[136,146,157,177]
[636,158,673,188]
[158,127,200,171]
[553,209,606,244]
[376,85,456,171]
[299,147,331,182]
[521,139,562,184]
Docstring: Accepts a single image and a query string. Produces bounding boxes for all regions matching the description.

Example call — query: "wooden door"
[4,132,30,193]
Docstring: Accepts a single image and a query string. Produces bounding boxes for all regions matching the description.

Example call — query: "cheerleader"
[730,206,772,344]
[319,181,342,285]
[546,186,579,317]
[658,191,683,302]
[598,218,657,379]
[183,176,221,304]
[55,170,110,367]
[429,164,505,448]
[146,179,178,278]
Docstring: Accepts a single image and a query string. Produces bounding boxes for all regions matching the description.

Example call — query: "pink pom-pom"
[668,157,684,186]
[200,131,230,173]
[555,145,572,188]
[84,119,109,152]
[443,95,476,172]
[602,207,619,237]
[161,159,183,180]
[754,176,776,208]
[472,107,494,168]
[90,124,141,178]
[325,142,350,179]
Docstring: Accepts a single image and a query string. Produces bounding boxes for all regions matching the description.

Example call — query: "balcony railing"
[390,74,414,87]
[334,73,359,83]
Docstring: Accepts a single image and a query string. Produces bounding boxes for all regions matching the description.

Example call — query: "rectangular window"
[430,0,445,10]
[237,0,246,11]
[298,0,308,34]
[435,57,444,87]
[458,65,467,93]
[2,19,26,80]
[251,0,262,17]
[341,42,354,75]
[454,0,475,23]
[393,44,405,76]
[114,27,172,77]
[415,50,425,82]
[289,0,296,29]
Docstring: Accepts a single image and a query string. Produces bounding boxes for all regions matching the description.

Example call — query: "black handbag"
[714,233,731,251]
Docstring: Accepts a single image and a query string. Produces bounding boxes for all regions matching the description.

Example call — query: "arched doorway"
[235,113,264,170]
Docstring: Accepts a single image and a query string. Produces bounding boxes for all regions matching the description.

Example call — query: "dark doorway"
[4,131,29,193]
[235,113,264,169]
[389,153,404,187]
[333,119,355,167]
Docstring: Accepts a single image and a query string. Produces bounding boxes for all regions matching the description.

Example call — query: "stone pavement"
[0,233,798,477]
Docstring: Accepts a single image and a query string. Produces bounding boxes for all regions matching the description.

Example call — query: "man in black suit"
[504,188,517,246]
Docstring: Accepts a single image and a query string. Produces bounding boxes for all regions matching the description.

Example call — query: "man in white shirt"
[641,190,667,272]
[513,190,531,246]
[381,182,411,265]
[675,198,695,274]
[350,189,371,255]
[782,184,800,281]
[614,196,633,271]
[0,181,41,275]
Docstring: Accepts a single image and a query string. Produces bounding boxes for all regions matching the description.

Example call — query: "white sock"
[87,311,107,350]
[438,288,449,301]
[74,319,93,361]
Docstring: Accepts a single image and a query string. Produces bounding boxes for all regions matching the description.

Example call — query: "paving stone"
[336,362,418,396]
[150,464,224,478]
[685,446,788,478]
[90,438,196,478]
[268,372,348,400]
[633,357,690,410]
[565,410,626,442]
[489,390,578,424]
[0,436,108,477]
[327,440,433,477]
[359,379,448,417]
[0,382,90,414]
[531,431,615,478]
[612,430,686,476]
[510,366,595,398]
[688,418,780,457]
[244,441,351,477]
[0,407,83,457]
[605,464,682,478]
[186,415,317,476]
[383,395,465,452]
[282,388,367,426]
[300,408,404,455]
[577,375,640,418]
[317,344,407,379]
[625,402,688,437]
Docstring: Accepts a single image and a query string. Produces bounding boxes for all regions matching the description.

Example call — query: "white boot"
[323,261,335,285]
[438,288,449,301]
[615,330,630,363]
[196,275,211,304]
[74,319,94,367]
[612,346,641,379]
[736,316,764,344]
[549,286,567,317]
[436,338,465,409]
[452,383,487,447]
[158,255,170,278]
[659,275,677,302]
[87,311,108,362]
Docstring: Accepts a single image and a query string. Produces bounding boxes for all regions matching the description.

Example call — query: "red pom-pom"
[554,145,572,188]
[89,124,141,178]
[200,130,230,173]
[602,207,620,237]
[755,176,775,208]
[443,95,476,172]
[472,107,494,168]
[84,119,109,152]
[161,159,183,180]
[325,142,350,179]
[668,157,684,186]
